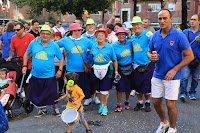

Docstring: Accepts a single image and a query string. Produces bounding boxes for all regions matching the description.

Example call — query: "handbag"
[119,63,133,76]
[71,39,91,74]
[136,63,149,73]
[189,56,200,68]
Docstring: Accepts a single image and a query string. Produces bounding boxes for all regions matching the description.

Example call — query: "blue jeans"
[180,64,200,95]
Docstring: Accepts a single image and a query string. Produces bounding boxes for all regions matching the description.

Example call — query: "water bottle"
[112,74,120,89]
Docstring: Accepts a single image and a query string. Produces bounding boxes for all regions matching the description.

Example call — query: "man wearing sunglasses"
[52,20,65,37]
[7,22,35,105]
[180,14,200,101]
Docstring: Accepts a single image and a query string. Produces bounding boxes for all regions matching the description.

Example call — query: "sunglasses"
[74,29,82,32]
[14,29,21,31]
[59,23,62,25]
[190,19,198,21]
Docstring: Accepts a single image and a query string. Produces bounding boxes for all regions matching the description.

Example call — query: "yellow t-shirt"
[66,84,85,111]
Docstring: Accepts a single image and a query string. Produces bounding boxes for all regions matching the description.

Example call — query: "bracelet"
[115,71,118,74]
[23,65,27,67]
[58,69,62,72]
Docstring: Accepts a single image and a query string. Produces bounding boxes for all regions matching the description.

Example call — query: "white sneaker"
[155,122,169,133]
[93,97,101,104]
[130,90,136,97]
[84,98,92,106]
[166,127,177,133]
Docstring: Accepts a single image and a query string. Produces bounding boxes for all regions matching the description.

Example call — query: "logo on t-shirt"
[170,40,175,46]
[35,51,48,60]
[95,54,106,62]
[25,42,27,45]
[121,49,131,58]
[134,44,143,52]
[71,46,84,53]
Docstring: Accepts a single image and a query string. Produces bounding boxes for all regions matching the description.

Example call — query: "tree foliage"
[11,0,115,18]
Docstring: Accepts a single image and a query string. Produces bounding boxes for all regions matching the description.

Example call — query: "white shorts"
[151,77,180,100]
[96,90,109,95]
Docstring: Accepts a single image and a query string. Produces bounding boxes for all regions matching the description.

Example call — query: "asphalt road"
[6,83,200,133]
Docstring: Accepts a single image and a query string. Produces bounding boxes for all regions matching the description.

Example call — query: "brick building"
[0,0,199,25]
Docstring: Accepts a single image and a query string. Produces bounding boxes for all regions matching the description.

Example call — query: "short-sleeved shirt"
[149,26,191,80]
[183,27,200,57]
[56,36,93,72]
[26,38,64,78]
[28,30,40,38]
[108,31,118,44]
[132,30,153,65]
[66,84,85,111]
[112,39,133,65]
[52,27,66,37]
[10,33,35,69]
[0,78,12,87]
[0,32,16,58]
[90,42,117,64]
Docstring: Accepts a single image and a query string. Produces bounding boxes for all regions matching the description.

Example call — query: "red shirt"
[10,33,35,69]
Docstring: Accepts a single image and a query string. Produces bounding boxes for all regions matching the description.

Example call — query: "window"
[148,3,161,12]
[122,0,129,4]
[136,4,141,13]
[168,3,175,12]
[187,2,191,10]
[108,4,114,15]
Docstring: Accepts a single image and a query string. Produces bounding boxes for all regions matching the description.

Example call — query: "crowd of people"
[0,9,199,133]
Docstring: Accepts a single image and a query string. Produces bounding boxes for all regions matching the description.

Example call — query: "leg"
[125,92,130,101]
[152,98,168,124]
[102,93,109,106]
[134,93,144,111]
[136,93,143,101]
[144,94,151,112]
[144,94,151,101]
[83,121,90,130]
[180,65,191,95]
[166,100,177,129]
[24,85,29,100]
[117,91,122,103]
[67,125,71,133]
[189,64,200,95]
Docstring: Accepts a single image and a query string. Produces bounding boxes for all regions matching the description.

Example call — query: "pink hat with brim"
[69,23,83,31]
[95,28,108,38]
[116,27,128,36]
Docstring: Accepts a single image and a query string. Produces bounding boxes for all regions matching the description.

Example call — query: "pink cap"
[95,28,108,38]
[69,23,83,31]
[116,27,128,36]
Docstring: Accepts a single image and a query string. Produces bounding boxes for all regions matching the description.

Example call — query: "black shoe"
[134,103,143,111]
[144,102,151,112]
[34,110,47,118]
[86,129,92,133]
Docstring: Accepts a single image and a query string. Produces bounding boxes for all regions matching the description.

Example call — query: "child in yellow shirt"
[55,72,92,133]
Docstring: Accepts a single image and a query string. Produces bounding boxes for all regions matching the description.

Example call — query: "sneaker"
[155,122,169,133]
[144,102,151,112]
[130,90,136,97]
[34,110,47,118]
[59,92,63,97]
[93,97,101,104]
[134,103,143,111]
[115,103,122,112]
[86,129,93,133]
[98,104,103,114]
[124,101,130,110]
[189,93,196,100]
[180,93,186,102]
[166,127,177,133]
[54,108,61,117]
[84,98,92,106]
[101,106,107,116]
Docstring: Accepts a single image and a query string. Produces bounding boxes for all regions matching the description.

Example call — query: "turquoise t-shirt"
[26,38,64,78]
[90,42,117,64]
[112,39,133,65]
[0,78,12,87]
[132,30,153,65]
[56,36,93,72]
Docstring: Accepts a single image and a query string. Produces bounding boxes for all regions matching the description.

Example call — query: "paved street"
[6,82,200,133]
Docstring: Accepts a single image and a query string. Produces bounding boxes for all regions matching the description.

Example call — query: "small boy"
[0,68,12,100]
[55,72,92,133]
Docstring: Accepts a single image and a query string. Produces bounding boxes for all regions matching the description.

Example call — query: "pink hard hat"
[69,23,83,31]
[94,28,108,38]
[116,27,128,36]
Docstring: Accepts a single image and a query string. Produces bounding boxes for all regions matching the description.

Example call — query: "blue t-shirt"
[56,36,93,72]
[0,32,16,58]
[82,32,97,65]
[90,42,117,64]
[183,27,200,57]
[26,39,64,78]
[132,30,153,65]
[112,39,133,65]
[149,26,191,80]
